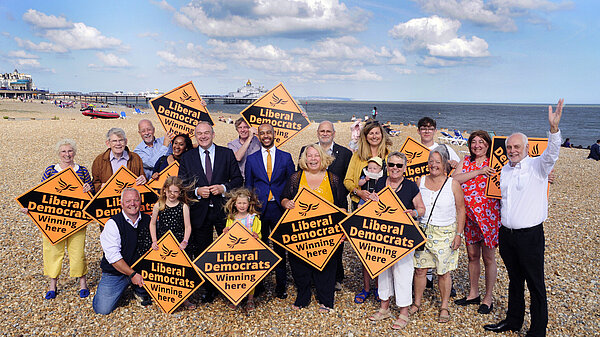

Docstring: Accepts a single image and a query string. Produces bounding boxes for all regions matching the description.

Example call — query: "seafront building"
[0,69,34,90]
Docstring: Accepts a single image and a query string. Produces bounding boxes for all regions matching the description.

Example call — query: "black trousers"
[190,206,225,297]
[499,224,548,337]
[261,201,287,289]
[333,242,344,283]
[288,254,337,308]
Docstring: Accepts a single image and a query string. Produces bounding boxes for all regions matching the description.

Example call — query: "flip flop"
[79,289,90,298]
[354,289,371,304]
[45,290,56,300]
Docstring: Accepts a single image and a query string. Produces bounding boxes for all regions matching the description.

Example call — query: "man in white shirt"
[134,119,173,180]
[92,188,152,314]
[484,99,564,337]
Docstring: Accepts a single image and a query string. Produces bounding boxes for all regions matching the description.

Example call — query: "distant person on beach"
[227,117,260,178]
[134,119,173,180]
[561,138,572,148]
[151,134,193,180]
[372,106,378,119]
[417,117,460,170]
[351,115,357,122]
[93,188,153,314]
[484,99,564,336]
[92,128,145,192]
[298,121,352,289]
[452,130,500,314]
[178,121,243,303]
[21,139,93,300]
[245,123,295,299]
[587,139,600,160]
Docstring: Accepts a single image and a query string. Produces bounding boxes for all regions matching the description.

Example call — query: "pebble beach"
[1,100,598,336]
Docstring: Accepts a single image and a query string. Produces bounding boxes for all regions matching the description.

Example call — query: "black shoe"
[450,285,457,297]
[426,278,433,289]
[135,294,152,307]
[454,296,481,306]
[200,292,215,303]
[483,320,520,333]
[275,286,288,299]
[478,303,493,314]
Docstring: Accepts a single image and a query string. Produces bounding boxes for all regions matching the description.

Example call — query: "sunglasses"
[388,162,404,168]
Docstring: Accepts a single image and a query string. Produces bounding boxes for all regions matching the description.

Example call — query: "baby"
[358,156,384,205]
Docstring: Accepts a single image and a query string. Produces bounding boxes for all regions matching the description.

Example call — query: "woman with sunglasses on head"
[344,121,392,304]
[451,130,499,314]
[366,152,425,330]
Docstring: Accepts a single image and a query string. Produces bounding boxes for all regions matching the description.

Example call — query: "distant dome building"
[227,79,267,99]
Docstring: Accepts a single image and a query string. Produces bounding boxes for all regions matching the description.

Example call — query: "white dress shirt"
[100,211,142,264]
[195,143,226,198]
[500,131,561,229]
[261,146,276,174]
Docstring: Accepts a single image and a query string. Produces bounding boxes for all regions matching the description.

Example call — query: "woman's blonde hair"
[298,143,334,171]
[224,187,261,220]
[357,121,392,161]
[157,176,191,211]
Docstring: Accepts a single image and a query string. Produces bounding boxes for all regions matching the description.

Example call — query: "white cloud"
[151,0,175,12]
[421,56,460,67]
[389,50,407,64]
[16,59,41,67]
[96,53,131,67]
[321,69,382,81]
[156,50,227,70]
[389,16,461,50]
[22,9,72,29]
[393,67,416,74]
[7,50,39,59]
[412,0,573,32]
[172,0,367,38]
[14,37,68,53]
[428,36,490,57]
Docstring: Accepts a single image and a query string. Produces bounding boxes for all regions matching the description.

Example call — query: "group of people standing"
[28,99,565,336]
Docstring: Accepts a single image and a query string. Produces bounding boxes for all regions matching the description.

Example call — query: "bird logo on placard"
[405,150,422,164]
[269,93,287,107]
[531,144,540,157]
[374,201,397,216]
[228,234,248,249]
[160,245,178,260]
[180,89,196,103]
[55,178,77,193]
[298,201,319,216]
[114,179,133,193]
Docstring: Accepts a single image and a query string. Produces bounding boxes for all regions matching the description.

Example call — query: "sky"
[0,0,598,103]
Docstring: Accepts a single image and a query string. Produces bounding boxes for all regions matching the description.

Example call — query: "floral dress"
[461,156,501,248]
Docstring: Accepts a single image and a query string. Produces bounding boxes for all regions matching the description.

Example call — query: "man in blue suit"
[245,123,296,299]
[179,121,243,303]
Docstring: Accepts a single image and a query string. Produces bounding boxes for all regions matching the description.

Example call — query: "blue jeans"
[92,272,147,315]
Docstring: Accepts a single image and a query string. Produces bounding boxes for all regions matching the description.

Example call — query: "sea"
[136,100,600,148]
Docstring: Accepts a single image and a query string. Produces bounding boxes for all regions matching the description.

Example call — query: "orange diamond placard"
[132,231,204,314]
[147,161,179,195]
[269,187,347,271]
[150,81,213,138]
[16,167,93,245]
[240,83,309,147]
[485,136,548,199]
[194,222,281,306]
[399,136,431,182]
[83,166,158,226]
[340,186,426,278]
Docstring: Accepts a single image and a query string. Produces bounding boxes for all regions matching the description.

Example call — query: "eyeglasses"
[388,163,404,168]
[419,127,436,132]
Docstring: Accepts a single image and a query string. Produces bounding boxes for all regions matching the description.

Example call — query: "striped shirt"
[42,164,94,194]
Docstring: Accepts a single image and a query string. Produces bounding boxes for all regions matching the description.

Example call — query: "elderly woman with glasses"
[366,152,426,330]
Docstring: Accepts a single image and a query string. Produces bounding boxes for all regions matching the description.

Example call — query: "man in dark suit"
[178,121,243,302]
[298,121,352,289]
[245,123,296,299]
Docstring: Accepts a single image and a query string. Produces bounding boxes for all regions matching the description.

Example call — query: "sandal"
[391,314,409,330]
[438,308,450,323]
[354,288,371,304]
[45,290,56,300]
[373,288,381,302]
[369,308,393,321]
[246,299,256,312]
[408,303,420,316]
[79,289,90,298]
[183,300,196,310]
[319,304,334,314]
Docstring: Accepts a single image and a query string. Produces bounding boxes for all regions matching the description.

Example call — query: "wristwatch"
[353,189,358,196]
[456,232,465,239]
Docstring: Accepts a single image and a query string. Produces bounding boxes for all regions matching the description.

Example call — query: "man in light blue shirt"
[134,119,173,179]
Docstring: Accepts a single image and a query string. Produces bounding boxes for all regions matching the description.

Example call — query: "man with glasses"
[417,117,460,170]
[228,117,261,178]
[92,127,146,192]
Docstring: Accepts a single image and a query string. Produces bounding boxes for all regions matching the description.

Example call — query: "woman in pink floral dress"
[452,130,500,314]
